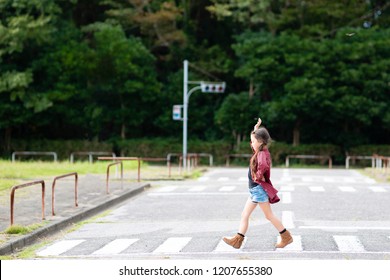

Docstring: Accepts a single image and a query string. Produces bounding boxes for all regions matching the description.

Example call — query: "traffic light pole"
[182,60,225,169]
[183,60,188,169]
[183,60,202,169]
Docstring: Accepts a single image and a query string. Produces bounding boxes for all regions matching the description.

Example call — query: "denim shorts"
[249,184,269,203]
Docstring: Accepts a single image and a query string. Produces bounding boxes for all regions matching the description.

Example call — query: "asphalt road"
[31,167,390,260]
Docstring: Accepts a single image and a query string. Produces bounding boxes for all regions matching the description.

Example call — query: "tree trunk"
[4,127,12,152]
[293,120,301,146]
[249,79,254,99]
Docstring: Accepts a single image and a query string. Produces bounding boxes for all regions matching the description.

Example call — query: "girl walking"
[223,118,293,249]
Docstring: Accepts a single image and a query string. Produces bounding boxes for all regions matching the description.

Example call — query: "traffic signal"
[200,81,226,93]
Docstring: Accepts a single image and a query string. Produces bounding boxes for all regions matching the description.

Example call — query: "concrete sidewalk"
[0,173,150,255]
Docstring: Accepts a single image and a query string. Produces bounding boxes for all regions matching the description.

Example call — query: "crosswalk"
[150,184,389,194]
[36,234,390,257]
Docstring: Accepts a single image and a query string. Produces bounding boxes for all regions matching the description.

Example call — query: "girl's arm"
[255,151,269,181]
[253,118,262,131]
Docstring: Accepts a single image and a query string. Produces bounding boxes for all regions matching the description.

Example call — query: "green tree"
[215,92,260,149]
[0,0,60,149]
[82,22,161,140]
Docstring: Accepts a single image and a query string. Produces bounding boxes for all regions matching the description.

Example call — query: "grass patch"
[0,160,139,179]
[4,223,45,235]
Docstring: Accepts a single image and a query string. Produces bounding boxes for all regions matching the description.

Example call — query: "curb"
[0,183,150,256]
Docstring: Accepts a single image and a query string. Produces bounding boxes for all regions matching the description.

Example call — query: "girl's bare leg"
[238,198,258,235]
[258,202,285,232]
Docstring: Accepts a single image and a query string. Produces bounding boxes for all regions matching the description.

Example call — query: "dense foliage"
[1,0,389,156]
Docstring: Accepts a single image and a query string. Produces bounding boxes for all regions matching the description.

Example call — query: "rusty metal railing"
[98,157,171,181]
[106,161,123,194]
[51,172,78,216]
[10,180,45,226]
[70,151,116,163]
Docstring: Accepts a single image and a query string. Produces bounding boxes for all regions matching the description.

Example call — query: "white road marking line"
[302,177,313,182]
[217,177,229,181]
[214,238,247,252]
[155,186,177,192]
[343,178,357,183]
[280,177,292,182]
[239,177,247,181]
[281,192,291,204]
[153,237,192,253]
[189,186,206,192]
[369,187,387,193]
[219,186,236,192]
[282,211,295,229]
[37,240,86,256]
[309,186,325,192]
[338,186,356,192]
[276,235,302,251]
[281,186,295,191]
[300,226,390,231]
[198,177,209,182]
[364,178,376,184]
[148,192,248,196]
[333,236,365,252]
[324,178,336,183]
[92,239,138,255]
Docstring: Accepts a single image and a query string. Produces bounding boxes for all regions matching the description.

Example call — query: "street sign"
[173,105,183,120]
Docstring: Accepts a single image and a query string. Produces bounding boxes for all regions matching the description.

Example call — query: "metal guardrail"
[12,151,57,162]
[285,155,332,168]
[51,173,78,216]
[372,154,390,170]
[167,153,213,168]
[105,162,123,194]
[225,154,252,166]
[10,180,46,226]
[98,157,171,181]
[70,152,116,163]
[345,156,374,169]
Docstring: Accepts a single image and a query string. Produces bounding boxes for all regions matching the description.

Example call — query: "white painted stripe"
[343,177,356,183]
[153,237,192,253]
[148,192,248,197]
[300,226,390,231]
[339,186,356,192]
[92,239,138,255]
[197,177,209,182]
[155,186,177,192]
[282,211,295,229]
[37,240,85,256]
[281,186,295,191]
[309,186,325,192]
[302,177,313,182]
[280,177,292,182]
[214,238,246,252]
[189,186,206,192]
[281,192,291,204]
[324,178,336,183]
[364,178,376,184]
[239,177,247,181]
[276,235,302,251]
[219,186,236,192]
[369,187,387,193]
[217,177,229,181]
[333,236,365,252]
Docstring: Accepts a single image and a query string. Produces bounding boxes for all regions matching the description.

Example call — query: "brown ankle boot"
[275,230,293,248]
[223,234,245,249]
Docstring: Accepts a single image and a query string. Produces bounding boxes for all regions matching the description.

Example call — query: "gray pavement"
[0,173,150,255]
